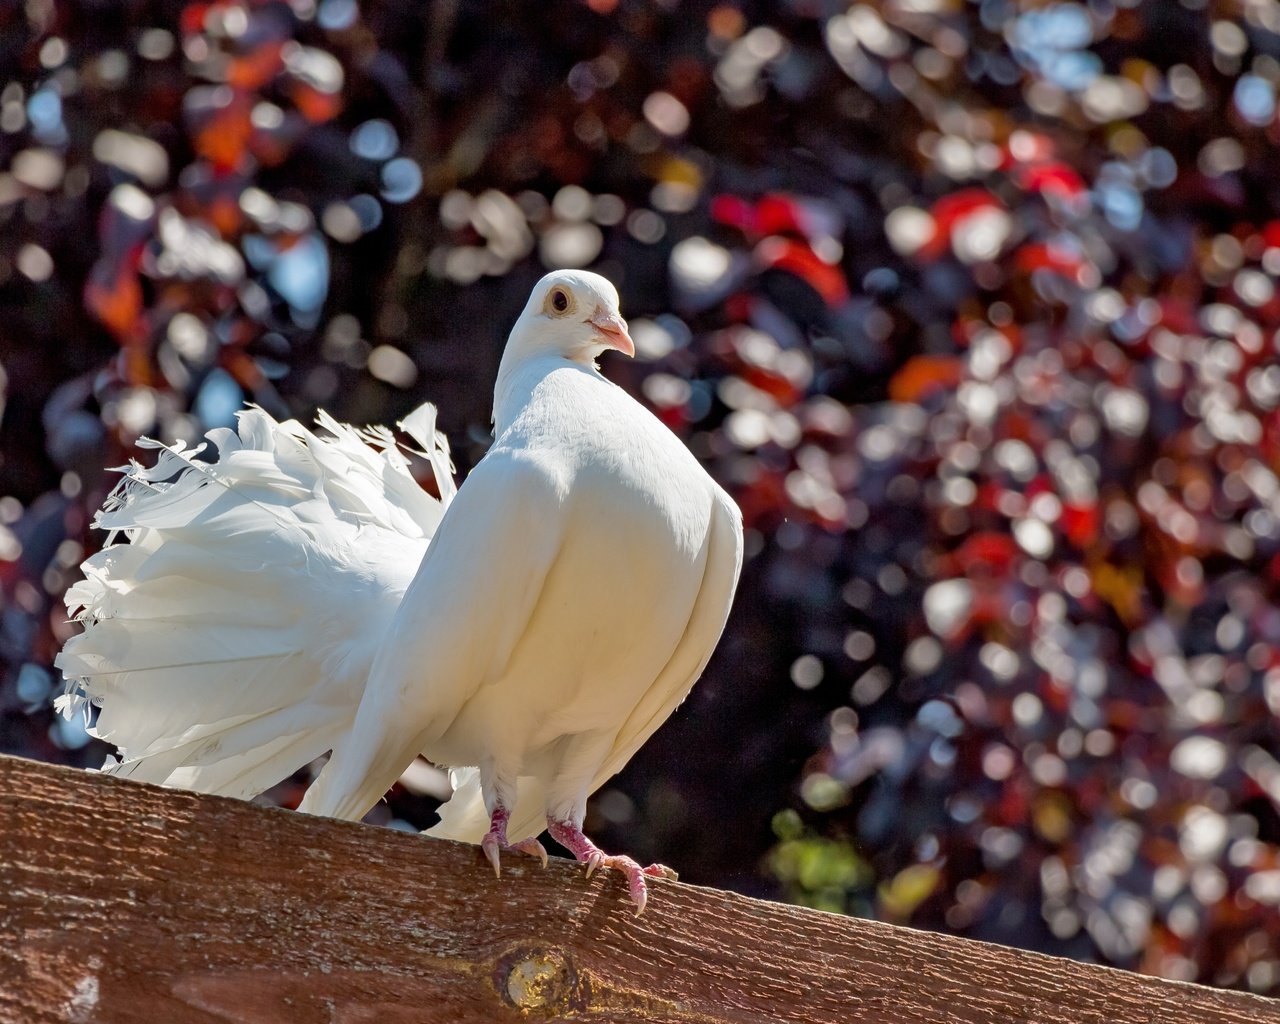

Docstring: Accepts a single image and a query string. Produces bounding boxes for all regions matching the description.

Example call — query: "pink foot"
[547,818,677,915]
[481,806,548,877]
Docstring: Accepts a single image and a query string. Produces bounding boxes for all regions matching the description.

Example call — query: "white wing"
[584,488,743,793]
[55,404,455,799]
[296,448,570,821]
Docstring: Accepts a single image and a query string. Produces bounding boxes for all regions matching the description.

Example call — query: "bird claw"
[546,819,676,914]
[578,853,674,915]
[482,830,548,878]
[513,836,550,869]
[631,878,648,916]
[481,832,503,877]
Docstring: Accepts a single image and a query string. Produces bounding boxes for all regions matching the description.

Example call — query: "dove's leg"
[546,818,677,915]
[479,762,547,876]
[540,732,676,914]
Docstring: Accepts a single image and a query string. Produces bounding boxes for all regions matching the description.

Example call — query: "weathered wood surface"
[0,754,1275,1024]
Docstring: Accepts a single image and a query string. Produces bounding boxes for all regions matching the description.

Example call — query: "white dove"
[56,269,743,913]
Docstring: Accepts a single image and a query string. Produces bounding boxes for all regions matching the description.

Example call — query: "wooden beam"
[0,754,1275,1024]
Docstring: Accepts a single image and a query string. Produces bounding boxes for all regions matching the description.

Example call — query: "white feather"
[55,403,455,799]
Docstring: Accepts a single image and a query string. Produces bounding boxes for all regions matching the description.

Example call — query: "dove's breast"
[428,366,724,767]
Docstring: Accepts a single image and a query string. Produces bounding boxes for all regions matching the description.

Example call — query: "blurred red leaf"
[1021,163,1088,202]
[227,42,284,90]
[755,237,849,307]
[1013,241,1088,283]
[1061,502,1099,548]
[888,355,963,403]
[288,82,343,124]
[85,257,145,344]
[953,532,1020,576]
[921,189,1004,260]
[193,98,254,170]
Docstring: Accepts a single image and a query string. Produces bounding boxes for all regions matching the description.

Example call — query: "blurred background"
[3,0,1280,996]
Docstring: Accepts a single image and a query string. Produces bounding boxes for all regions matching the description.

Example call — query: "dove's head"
[505,270,634,367]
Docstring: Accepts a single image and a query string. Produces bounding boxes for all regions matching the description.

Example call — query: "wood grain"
[0,754,1275,1024]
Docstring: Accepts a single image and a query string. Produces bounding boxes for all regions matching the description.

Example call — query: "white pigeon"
[56,269,743,913]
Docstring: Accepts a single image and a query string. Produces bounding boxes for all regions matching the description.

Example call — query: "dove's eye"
[549,288,571,315]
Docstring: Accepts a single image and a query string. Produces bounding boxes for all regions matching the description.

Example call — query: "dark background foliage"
[3,0,1280,995]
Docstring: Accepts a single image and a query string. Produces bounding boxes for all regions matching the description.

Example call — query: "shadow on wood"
[0,754,1276,1023]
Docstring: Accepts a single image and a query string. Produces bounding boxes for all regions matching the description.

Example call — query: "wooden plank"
[0,754,1275,1024]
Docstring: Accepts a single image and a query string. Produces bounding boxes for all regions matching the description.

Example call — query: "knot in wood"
[499,946,577,1013]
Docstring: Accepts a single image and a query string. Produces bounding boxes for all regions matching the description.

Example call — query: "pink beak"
[589,307,635,358]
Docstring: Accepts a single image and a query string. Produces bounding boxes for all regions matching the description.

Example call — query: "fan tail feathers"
[56,403,453,801]
[162,724,345,801]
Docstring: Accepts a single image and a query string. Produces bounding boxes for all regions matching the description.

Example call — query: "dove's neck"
[493,353,587,436]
